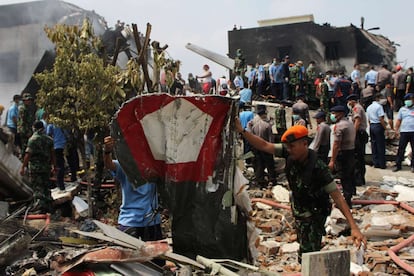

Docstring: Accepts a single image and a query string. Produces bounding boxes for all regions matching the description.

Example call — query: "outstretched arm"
[235,117,275,155]
[330,190,367,248]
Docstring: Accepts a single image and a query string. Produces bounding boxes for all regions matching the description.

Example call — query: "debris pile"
[246,174,414,275]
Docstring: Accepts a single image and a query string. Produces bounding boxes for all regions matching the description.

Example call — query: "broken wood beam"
[131,23,153,93]
[111,37,122,66]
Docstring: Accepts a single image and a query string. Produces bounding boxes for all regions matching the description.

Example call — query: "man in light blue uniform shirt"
[6,94,22,151]
[103,136,162,242]
[393,93,414,172]
[47,124,67,191]
[365,66,378,88]
[366,93,387,169]
[239,82,252,108]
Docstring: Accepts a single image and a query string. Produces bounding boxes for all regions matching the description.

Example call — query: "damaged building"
[0,0,110,111]
[0,0,142,116]
[228,14,397,74]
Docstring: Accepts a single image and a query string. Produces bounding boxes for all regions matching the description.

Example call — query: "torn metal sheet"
[71,230,137,249]
[0,229,31,266]
[54,245,169,273]
[110,262,163,276]
[111,94,234,187]
[0,138,33,200]
[93,220,145,249]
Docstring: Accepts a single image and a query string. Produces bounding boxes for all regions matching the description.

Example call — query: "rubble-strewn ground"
[3,161,414,275]
[244,160,414,275]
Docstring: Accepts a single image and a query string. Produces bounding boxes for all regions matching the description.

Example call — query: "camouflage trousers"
[29,172,53,213]
[295,215,327,262]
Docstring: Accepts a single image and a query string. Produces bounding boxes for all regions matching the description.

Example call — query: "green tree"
[35,19,126,132]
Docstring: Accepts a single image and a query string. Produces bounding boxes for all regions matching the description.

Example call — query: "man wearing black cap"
[393,93,414,172]
[347,94,368,185]
[248,105,276,186]
[329,105,356,208]
[20,121,56,213]
[309,110,330,164]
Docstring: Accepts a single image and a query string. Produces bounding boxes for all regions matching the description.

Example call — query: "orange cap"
[396,64,402,71]
[281,125,309,143]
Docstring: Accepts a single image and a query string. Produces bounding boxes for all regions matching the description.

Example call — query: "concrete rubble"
[246,168,414,275]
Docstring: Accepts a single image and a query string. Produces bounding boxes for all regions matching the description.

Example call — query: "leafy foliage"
[35,19,126,131]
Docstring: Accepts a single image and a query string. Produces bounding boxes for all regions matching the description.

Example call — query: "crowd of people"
[235,60,414,181]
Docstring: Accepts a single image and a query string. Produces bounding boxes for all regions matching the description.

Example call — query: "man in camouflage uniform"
[17,93,36,159]
[235,123,366,262]
[20,121,56,212]
[318,74,332,123]
[274,100,288,142]
[289,61,304,100]
[306,61,317,106]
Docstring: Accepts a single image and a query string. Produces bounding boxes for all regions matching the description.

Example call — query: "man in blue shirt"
[47,124,68,191]
[6,94,22,153]
[239,82,252,108]
[393,93,414,172]
[366,94,387,169]
[239,104,254,165]
[248,64,257,95]
[103,136,162,242]
[365,66,378,88]
[269,58,283,100]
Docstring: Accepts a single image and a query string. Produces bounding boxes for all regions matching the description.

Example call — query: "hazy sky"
[3,0,413,78]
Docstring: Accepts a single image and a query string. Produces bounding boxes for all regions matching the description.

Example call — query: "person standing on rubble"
[235,122,366,262]
[20,121,56,213]
[328,105,356,208]
[17,93,36,159]
[309,111,330,164]
[6,94,22,155]
[393,93,414,173]
[196,64,212,94]
[248,105,277,187]
[347,94,368,186]
[292,94,312,129]
[103,136,163,242]
[366,93,387,170]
